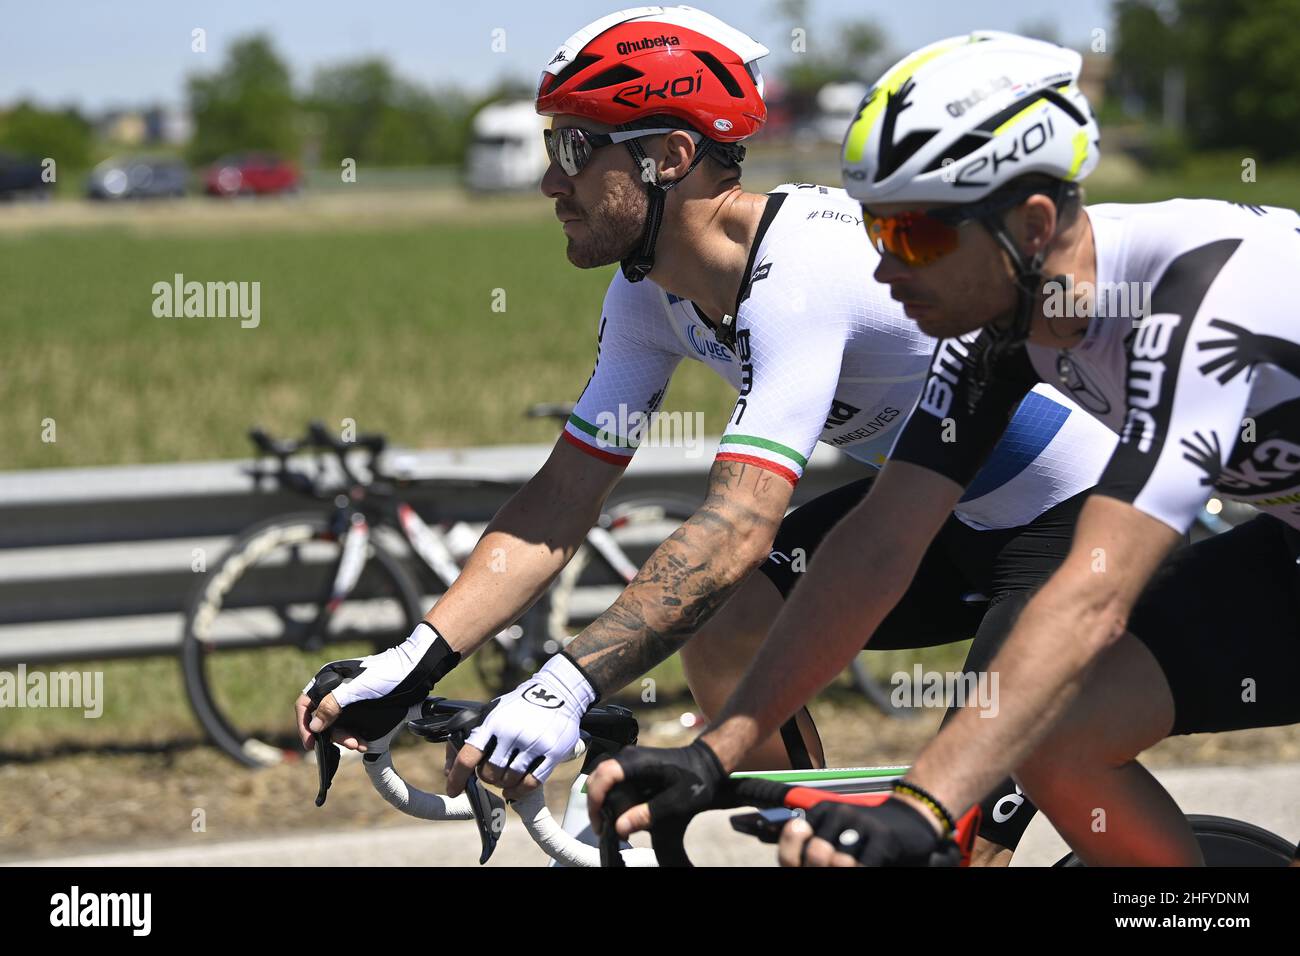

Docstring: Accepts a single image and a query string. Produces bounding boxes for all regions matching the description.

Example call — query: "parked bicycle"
[180,416,696,768]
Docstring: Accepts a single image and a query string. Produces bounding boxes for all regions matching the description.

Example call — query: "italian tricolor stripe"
[715,453,799,486]
[716,435,806,486]
[563,414,635,466]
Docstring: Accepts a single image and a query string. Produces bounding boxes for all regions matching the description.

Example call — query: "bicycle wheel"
[1052,814,1297,866]
[472,599,553,696]
[180,511,424,768]
[850,652,919,719]
[547,495,699,644]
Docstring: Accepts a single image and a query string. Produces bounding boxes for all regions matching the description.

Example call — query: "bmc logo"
[1123,312,1182,453]
[918,337,972,419]
[823,399,861,429]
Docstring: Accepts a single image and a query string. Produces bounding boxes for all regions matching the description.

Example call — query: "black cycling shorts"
[1128,514,1300,736]
[758,476,1085,648]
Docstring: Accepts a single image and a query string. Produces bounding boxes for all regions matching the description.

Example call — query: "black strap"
[732,191,787,316]
[778,706,817,770]
[619,132,717,284]
[684,191,789,352]
[966,179,1075,409]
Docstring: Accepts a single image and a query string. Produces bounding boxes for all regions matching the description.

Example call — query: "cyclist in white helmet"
[589,30,1300,866]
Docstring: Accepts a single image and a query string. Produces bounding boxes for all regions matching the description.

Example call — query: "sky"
[1,0,1115,113]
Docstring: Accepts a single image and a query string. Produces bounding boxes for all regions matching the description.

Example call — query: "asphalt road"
[7,763,1297,868]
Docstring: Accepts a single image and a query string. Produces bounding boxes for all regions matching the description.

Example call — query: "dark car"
[0,151,52,200]
[87,155,189,199]
[203,152,300,197]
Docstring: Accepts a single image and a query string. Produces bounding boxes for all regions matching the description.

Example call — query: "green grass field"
[5,156,1300,755]
[7,153,1300,470]
[0,213,740,470]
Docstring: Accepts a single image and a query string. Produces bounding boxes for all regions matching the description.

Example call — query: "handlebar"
[339,697,657,866]
[334,696,979,867]
[525,402,576,424]
[247,420,389,493]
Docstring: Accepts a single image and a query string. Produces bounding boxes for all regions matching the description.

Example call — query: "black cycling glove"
[597,739,728,866]
[803,797,957,867]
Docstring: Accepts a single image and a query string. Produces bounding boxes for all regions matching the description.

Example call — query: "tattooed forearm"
[569,462,787,696]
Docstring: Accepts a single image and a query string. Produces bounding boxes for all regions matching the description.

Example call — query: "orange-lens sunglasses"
[862,209,965,267]
[862,182,1080,267]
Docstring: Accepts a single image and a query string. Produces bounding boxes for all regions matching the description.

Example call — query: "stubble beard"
[564,175,647,269]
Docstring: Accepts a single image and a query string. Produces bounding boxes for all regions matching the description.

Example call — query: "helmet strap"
[619,132,716,283]
[966,180,1069,408]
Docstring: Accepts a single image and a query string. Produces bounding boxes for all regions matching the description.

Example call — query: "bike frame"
[550,764,910,867]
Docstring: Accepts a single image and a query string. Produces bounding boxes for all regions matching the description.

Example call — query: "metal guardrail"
[0,439,863,667]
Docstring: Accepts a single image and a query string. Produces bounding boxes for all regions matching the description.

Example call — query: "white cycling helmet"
[841,31,1099,206]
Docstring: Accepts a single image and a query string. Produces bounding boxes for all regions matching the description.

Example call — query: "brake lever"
[598,805,626,868]
[314,733,341,807]
[405,702,503,864]
[729,807,804,844]
[446,720,504,865]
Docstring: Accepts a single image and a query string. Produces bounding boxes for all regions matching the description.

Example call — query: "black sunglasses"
[543,125,701,177]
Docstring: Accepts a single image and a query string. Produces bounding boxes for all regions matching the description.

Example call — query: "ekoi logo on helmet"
[612,72,703,108]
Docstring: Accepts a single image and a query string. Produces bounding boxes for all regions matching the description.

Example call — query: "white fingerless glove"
[464,653,598,783]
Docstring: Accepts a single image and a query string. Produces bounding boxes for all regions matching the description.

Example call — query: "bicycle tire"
[180,510,424,768]
[850,653,919,720]
[1052,814,1296,866]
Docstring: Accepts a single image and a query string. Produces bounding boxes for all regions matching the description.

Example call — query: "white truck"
[465,100,550,192]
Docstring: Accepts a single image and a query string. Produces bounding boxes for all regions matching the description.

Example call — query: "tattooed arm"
[570,459,795,696]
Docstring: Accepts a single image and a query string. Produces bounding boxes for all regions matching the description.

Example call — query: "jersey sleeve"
[714,268,850,486]
[1093,237,1255,532]
[563,275,683,467]
[887,332,1039,488]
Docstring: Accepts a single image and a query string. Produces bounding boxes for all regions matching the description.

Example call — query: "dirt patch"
[2,691,1296,862]
[0,190,553,237]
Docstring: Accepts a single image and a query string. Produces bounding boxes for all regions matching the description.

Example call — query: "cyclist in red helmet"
[534,4,767,282]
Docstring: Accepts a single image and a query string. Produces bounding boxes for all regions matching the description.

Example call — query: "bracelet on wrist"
[893,780,956,836]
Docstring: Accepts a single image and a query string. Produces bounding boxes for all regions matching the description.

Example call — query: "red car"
[204,152,300,197]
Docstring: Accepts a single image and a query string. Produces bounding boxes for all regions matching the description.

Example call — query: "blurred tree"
[1112,0,1300,159]
[0,102,93,167]
[187,35,300,164]
[1182,0,1300,159]
[308,59,472,166]
[770,0,886,117]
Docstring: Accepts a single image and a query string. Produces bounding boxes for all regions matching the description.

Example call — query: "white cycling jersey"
[891,198,1300,533]
[562,183,1118,531]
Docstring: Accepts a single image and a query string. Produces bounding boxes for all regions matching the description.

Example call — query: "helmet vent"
[877,130,937,181]
[976,87,1087,133]
[921,133,989,171]
[552,54,601,89]
[692,50,744,98]
[575,64,644,91]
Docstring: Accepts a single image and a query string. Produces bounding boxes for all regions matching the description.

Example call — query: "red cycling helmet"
[537,6,769,282]
[537,5,767,141]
